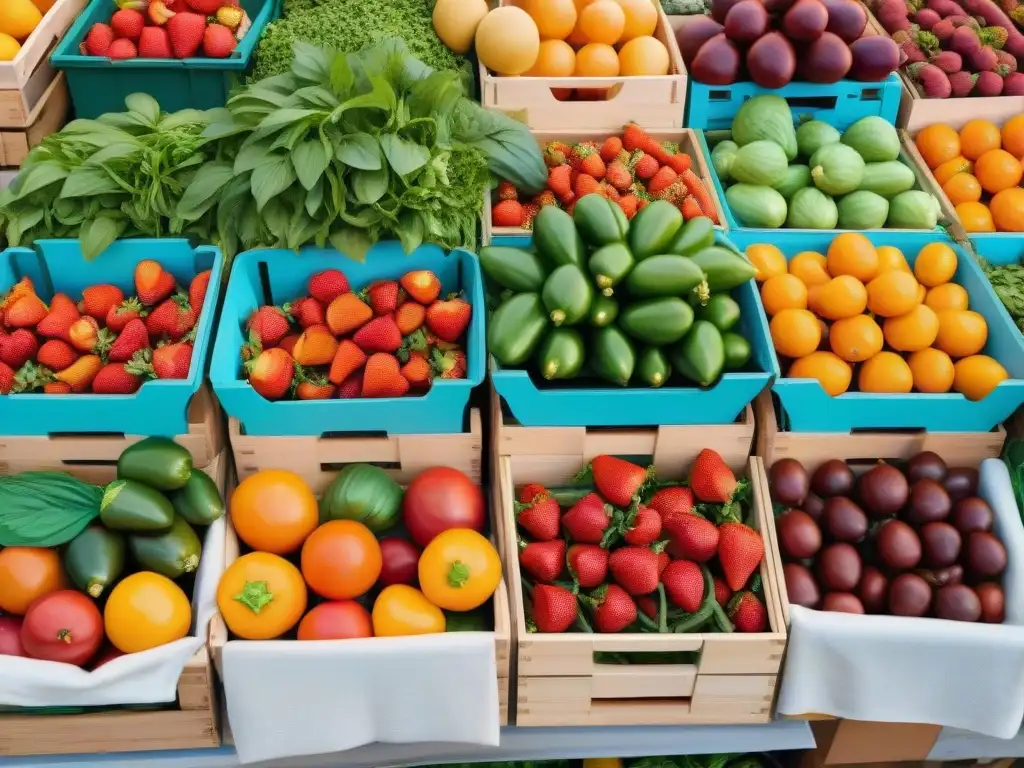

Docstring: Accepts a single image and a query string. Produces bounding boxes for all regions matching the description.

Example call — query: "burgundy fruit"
[803,491,825,521]
[822,0,868,42]
[920,522,961,568]
[888,573,932,617]
[784,562,821,608]
[799,31,853,83]
[724,0,770,43]
[935,584,982,622]
[378,537,421,586]
[951,497,994,534]
[676,16,724,65]
[906,478,951,524]
[811,459,854,498]
[876,519,922,571]
[764,0,797,13]
[975,582,1005,623]
[858,567,888,613]
[848,36,900,81]
[777,509,822,559]
[858,464,909,517]
[966,531,1007,577]
[770,458,810,507]
[823,496,868,542]
[817,542,862,592]
[747,32,797,88]
[691,34,742,85]
[711,0,746,24]
[822,592,865,613]
[783,0,829,40]
[906,451,947,483]
[943,467,978,501]
[0,616,25,657]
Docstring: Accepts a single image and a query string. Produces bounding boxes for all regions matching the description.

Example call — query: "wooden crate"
[479,0,686,130]
[0,71,68,168]
[482,127,725,244]
[900,128,972,243]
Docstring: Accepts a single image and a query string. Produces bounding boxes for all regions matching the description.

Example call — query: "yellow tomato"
[104,572,191,653]
[372,585,445,637]
[217,552,308,640]
[418,528,501,611]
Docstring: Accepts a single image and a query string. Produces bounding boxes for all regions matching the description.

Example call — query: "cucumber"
[128,515,202,579]
[588,295,619,327]
[688,247,757,292]
[534,206,586,270]
[628,200,684,260]
[100,479,175,532]
[445,609,489,631]
[169,469,225,526]
[625,254,706,298]
[64,526,125,599]
[588,243,634,296]
[666,216,715,256]
[574,193,627,247]
[722,331,752,370]
[117,437,192,491]
[619,298,695,346]
[479,246,548,292]
[670,321,725,387]
[637,347,672,388]
[591,325,636,386]
[488,293,549,366]
[542,264,593,326]
[536,328,585,380]
[696,294,741,332]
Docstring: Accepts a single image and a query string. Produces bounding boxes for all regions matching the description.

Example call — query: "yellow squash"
[0,0,42,41]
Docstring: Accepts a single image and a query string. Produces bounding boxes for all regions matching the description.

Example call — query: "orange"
[866,269,920,317]
[618,35,670,75]
[615,0,657,40]
[746,243,787,281]
[913,242,957,287]
[917,283,927,303]
[990,187,1024,232]
[956,201,996,233]
[760,273,807,315]
[827,233,878,282]
[788,351,852,397]
[883,304,939,352]
[935,309,988,357]
[959,120,1002,161]
[908,348,955,393]
[830,315,884,363]
[231,469,319,555]
[789,251,830,286]
[1001,114,1024,159]
[808,275,868,320]
[953,355,1010,401]
[876,245,911,274]
[566,21,589,46]
[104,572,191,653]
[574,43,620,76]
[925,282,969,312]
[770,308,821,358]
[933,156,973,186]
[859,351,914,394]
[301,520,383,600]
[525,0,577,39]
[942,173,982,205]
[916,124,961,169]
[475,6,541,75]
[217,552,308,640]
[578,0,625,44]
[524,39,576,75]
[0,547,66,615]
[974,149,1023,194]
[817,318,831,350]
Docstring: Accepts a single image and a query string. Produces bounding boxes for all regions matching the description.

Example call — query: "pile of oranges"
[750,234,1011,401]
[915,118,1024,233]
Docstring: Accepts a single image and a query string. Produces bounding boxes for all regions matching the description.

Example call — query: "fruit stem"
[234,580,274,614]
[550,310,566,326]
[447,561,471,588]
[657,583,669,633]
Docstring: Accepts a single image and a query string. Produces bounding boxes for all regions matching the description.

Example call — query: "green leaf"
[330,54,354,95]
[271,118,315,152]
[287,209,320,250]
[292,140,330,191]
[305,177,325,217]
[396,210,424,255]
[159,109,209,132]
[83,142,141,167]
[292,41,333,84]
[124,93,161,125]
[80,216,125,261]
[335,133,381,170]
[330,228,374,262]
[262,198,290,243]
[60,167,122,199]
[177,161,236,220]
[251,156,296,212]
[252,109,320,143]
[234,139,278,175]
[294,86,339,110]
[9,161,69,199]
[351,167,388,204]
[339,75,396,115]
[379,134,430,177]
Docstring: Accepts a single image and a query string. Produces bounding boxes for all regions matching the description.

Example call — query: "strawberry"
[108,39,138,60]
[616,194,639,220]
[105,298,145,333]
[184,0,222,10]
[431,347,467,380]
[294,367,335,400]
[581,455,650,508]
[579,153,606,179]
[567,543,608,589]
[92,363,143,394]
[521,202,540,230]
[399,350,432,389]
[362,353,409,398]
[111,8,144,40]
[56,355,102,393]
[544,141,571,167]
[277,334,299,357]
[0,330,37,369]
[623,123,671,163]
[608,546,662,595]
[107,319,150,363]
[515,484,560,541]
[690,448,738,503]
[665,153,692,174]
[135,260,176,306]
[497,181,518,201]
[353,315,401,354]
[623,505,662,546]
[247,305,290,347]
[1,277,34,311]
[82,23,114,56]
[657,550,670,575]
[425,297,470,343]
[44,381,72,395]
[69,317,112,356]
[648,486,694,519]
[138,26,172,57]
[714,576,732,608]
[37,296,80,342]
[530,584,577,633]
[167,11,205,58]
[5,294,47,328]
[718,522,764,592]
[519,539,565,583]
[0,361,13,394]
[395,301,426,336]
[637,594,658,620]
[146,295,197,340]
[400,270,442,305]
[336,373,362,399]
[728,591,767,632]
[561,493,611,544]
[630,152,659,180]
[547,165,573,201]
[364,281,403,316]
[661,560,703,612]
[189,270,211,312]
[605,160,632,191]
[574,173,601,198]
[600,181,620,202]
[600,136,623,163]
[663,513,719,563]
[586,584,637,633]
[36,340,78,372]
[681,196,703,220]
[308,269,350,305]
[533,190,557,208]
[285,296,326,329]
[328,339,367,386]
[147,0,176,25]
[291,325,339,366]
[492,200,523,227]
[127,342,193,380]
[244,347,294,400]
[647,166,677,196]
[202,23,236,58]
[326,292,373,336]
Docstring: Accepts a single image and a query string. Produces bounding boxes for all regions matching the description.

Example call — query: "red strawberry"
[202,23,236,57]
[138,26,172,58]
[648,486,694,519]
[80,284,125,321]
[605,160,632,191]
[362,353,409,398]
[584,455,650,508]
[663,513,719,563]
[36,296,80,342]
[399,350,432,390]
[547,165,573,201]
[189,270,211,312]
[353,315,401,353]
[244,347,294,399]
[184,0,222,10]
[432,347,467,380]
[661,560,703,612]
[92,363,143,394]
[247,306,289,347]
[561,493,611,544]
[657,550,670,575]
[637,594,658,620]
[0,361,14,394]
[530,584,577,633]
[665,153,692,174]
[400,270,442,305]
[82,23,114,56]
[497,181,518,201]
[519,539,565,583]
[105,298,145,333]
[111,8,144,40]
[5,294,47,328]
[326,293,373,336]
[69,317,113,356]
[690,449,738,503]
[0,330,37,369]
[574,173,601,198]
[363,281,403,316]
[647,166,677,197]
[108,38,137,59]
[395,301,426,336]
[108,319,151,363]
[425,297,471,343]
[587,584,637,633]
[44,381,72,395]
[608,546,661,596]
[135,260,176,306]
[600,136,623,163]
[728,591,767,632]
[336,373,362,399]
[167,12,205,58]
[285,296,325,329]
[515,484,560,541]
[567,544,608,589]
[128,343,193,380]
[623,505,662,546]
[308,269,350,305]
[291,325,339,367]
[714,576,732,608]
[718,522,764,592]
[631,152,659,180]
[146,295,197,340]
[36,340,78,372]
[492,200,523,227]
[328,339,367,386]
[295,367,335,400]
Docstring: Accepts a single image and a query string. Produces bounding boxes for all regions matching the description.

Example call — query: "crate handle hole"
[592,650,701,666]
[849,427,927,435]
[60,460,119,467]
[321,462,402,472]
[857,88,882,101]
[786,96,838,110]
[48,432,128,441]
[708,89,734,102]
[258,260,273,306]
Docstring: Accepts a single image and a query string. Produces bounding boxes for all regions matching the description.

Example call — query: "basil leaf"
[251,156,296,212]
[292,41,333,84]
[396,210,424,255]
[330,228,374,262]
[292,140,331,191]
[10,162,69,199]
[60,167,121,198]
[335,133,381,170]
[80,216,125,261]
[234,139,277,174]
[305,177,325,217]
[262,198,290,243]
[379,134,430,177]
[351,167,388,204]
[177,161,236,220]
[124,93,161,126]
[251,108,321,143]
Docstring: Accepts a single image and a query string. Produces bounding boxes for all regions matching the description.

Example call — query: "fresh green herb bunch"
[985,263,1024,333]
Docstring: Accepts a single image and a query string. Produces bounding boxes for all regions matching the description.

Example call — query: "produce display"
[484,195,757,387]
[675,0,901,86]
[751,233,1010,399]
[0,0,49,62]
[0,438,224,663]
[711,95,943,229]
[517,452,769,633]
[0,261,211,395]
[985,259,1024,332]
[771,452,1008,621]
[490,126,720,230]
[218,465,501,639]
[915,118,1024,232]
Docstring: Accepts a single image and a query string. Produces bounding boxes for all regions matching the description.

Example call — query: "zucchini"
[533,206,586,270]
[128,515,202,579]
[117,437,193,491]
[625,254,706,298]
[169,470,225,526]
[488,293,549,366]
[536,328,585,380]
[64,526,125,598]
[479,246,548,292]
[100,479,175,532]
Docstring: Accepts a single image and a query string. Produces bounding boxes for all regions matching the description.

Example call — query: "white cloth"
[0,516,225,707]
[222,631,500,765]
[777,459,1024,738]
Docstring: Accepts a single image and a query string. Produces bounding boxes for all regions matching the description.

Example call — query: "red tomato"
[297,601,373,640]
[379,538,421,586]
[21,591,103,666]
[91,645,125,669]
[402,467,486,547]
[0,615,26,657]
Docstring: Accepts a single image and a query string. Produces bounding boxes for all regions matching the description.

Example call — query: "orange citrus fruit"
[908,348,955,393]
[830,315,884,363]
[789,251,830,286]
[866,269,920,317]
[882,304,939,352]
[942,173,982,205]
[876,246,911,274]
[925,283,969,313]
[916,124,961,169]
[974,149,1023,194]
[770,308,821,359]
[574,42,620,75]
[935,309,988,358]
[956,201,996,233]
[827,233,878,283]
[953,355,1009,401]
[618,35,670,75]
[746,244,787,282]
[913,242,957,287]
[1001,114,1024,158]
[578,0,625,44]
[859,351,914,394]
[760,273,807,315]
[526,0,577,39]
[524,39,576,75]
[959,119,1002,161]
[807,275,867,320]
[788,351,852,397]
[934,156,973,185]
[990,187,1024,231]
[615,0,657,40]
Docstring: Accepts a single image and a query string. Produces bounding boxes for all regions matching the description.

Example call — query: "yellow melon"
[433,0,489,55]
[476,6,540,75]
[0,0,42,41]
[0,33,20,61]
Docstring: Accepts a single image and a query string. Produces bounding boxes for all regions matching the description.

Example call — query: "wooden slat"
[0,72,67,168]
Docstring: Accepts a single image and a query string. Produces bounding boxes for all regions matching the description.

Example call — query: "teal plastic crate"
[50,0,280,118]
[970,234,1024,266]
[686,75,903,131]
[210,242,485,436]
[727,231,1024,432]
[0,239,223,436]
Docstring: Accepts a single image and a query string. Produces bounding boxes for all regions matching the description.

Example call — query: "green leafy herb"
[985,264,1024,334]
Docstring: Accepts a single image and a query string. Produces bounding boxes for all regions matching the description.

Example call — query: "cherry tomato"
[372,585,445,637]
[378,538,421,586]
[0,615,26,657]
[402,467,485,547]
[21,591,103,666]
[419,529,502,611]
[297,601,373,640]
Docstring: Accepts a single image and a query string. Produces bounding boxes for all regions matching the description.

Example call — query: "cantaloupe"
[476,6,540,76]
[0,0,42,41]
[433,0,489,55]
[0,33,20,62]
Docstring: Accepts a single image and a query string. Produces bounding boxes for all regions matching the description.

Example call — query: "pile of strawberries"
[242,268,472,401]
[518,450,768,634]
[0,261,209,396]
[492,124,720,230]
[81,0,252,61]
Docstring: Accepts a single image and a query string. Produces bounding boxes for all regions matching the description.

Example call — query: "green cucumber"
[117,437,192,491]
[574,193,627,247]
[619,298,695,346]
[628,200,684,260]
[696,294,741,332]
[100,479,175,532]
[637,347,672,388]
[588,243,634,296]
[588,295,619,328]
[688,247,757,291]
[479,246,548,292]
[542,264,593,326]
[533,206,585,270]
[670,321,725,387]
[129,515,202,579]
[169,469,225,526]
[445,610,489,631]
[625,254,706,298]
[64,526,125,599]
[488,293,549,366]
[536,328,585,380]
[591,325,636,386]
[666,216,715,256]
[722,331,752,370]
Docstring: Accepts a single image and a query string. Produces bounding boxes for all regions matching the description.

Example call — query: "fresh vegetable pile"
[517,452,769,634]
[490,125,719,230]
[240,267,471,401]
[712,95,943,229]
[0,261,211,396]
[771,452,1007,621]
[915,118,1024,232]
[485,196,757,388]
[0,438,224,664]
[219,465,502,639]
[676,0,900,86]
[751,234,1010,399]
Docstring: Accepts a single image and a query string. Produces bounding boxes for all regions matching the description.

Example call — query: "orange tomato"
[883,304,939,352]
[956,201,995,233]
[876,246,911,274]
[942,173,982,205]
[859,351,914,394]
[418,529,502,611]
[908,348,955,393]
[230,470,318,554]
[218,552,308,640]
[372,585,445,637]
[959,120,1002,161]
[746,244,787,282]
[866,270,920,317]
[770,308,821,358]
[760,273,808,315]
[525,0,577,39]
[524,39,576,76]
[104,573,191,653]
[301,520,382,600]
[925,283,969,313]
[990,187,1024,231]
[935,309,988,358]
[974,149,1023,194]
[0,547,66,615]
[829,315,884,363]
[913,242,957,287]
[789,251,831,286]
[826,233,878,282]
[915,124,961,169]
[788,351,852,397]
[953,355,1009,401]
[615,0,657,39]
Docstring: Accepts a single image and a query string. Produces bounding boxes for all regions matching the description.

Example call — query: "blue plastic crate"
[727,230,1024,432]
[970,234,1024,266]
[210,242,485,437]
[0,239,223,436]
[686,74,903,131]
[50,0,281,118]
